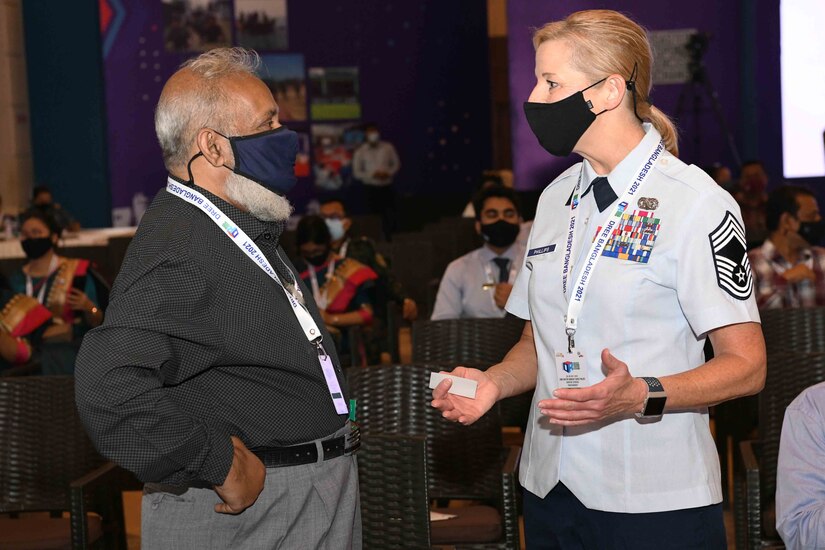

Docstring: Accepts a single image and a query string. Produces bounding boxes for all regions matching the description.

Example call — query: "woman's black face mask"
[523,77,607,157]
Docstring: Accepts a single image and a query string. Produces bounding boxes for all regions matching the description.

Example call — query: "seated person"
[0,274,54,372]
[294,215,378,339]
[8,211,102,374]
[318,197,417,321]
[748,185,825,308]
[432,185,525,320]
[21,185,80,233]
[776,380,825,549]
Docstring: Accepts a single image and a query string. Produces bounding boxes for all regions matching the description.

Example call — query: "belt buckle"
[344,423,361,455]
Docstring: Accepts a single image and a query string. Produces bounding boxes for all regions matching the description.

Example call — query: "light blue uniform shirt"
[506,125,759,512]
[777,381,825,549]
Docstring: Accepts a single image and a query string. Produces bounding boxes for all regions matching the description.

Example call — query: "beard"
[224,172,293,222]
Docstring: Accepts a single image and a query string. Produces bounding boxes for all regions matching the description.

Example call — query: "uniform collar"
[167,175,285,242]
[579,123,662,209]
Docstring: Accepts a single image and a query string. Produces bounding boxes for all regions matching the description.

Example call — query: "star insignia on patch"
[708,211,753,300]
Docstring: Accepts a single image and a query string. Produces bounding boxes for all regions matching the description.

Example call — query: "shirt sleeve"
[74,254,234,486]
[675,190,760,337]
[776,392,825,549]
[431,261,464,320]
[352,146,367,181]
[505,215,535,320]
[748,248,787,309]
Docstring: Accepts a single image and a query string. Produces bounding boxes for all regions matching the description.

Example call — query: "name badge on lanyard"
[166,179,348,415]
[556,140,665,389]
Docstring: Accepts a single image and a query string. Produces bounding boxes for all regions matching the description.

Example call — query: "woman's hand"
[67,288,93,311]
[431,367,501,425]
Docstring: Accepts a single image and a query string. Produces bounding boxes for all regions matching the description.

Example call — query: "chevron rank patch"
[708,211,753,300]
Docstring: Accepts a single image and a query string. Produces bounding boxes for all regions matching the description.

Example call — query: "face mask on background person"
[304,250,329,267]
[523,77,607,157]
[480,220,520,248]
[188,126,300,197]
[325,218,346,241]
[798,219,825,246]
[21,237,53,260]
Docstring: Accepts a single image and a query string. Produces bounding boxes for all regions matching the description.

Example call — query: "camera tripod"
[674,33,742,167]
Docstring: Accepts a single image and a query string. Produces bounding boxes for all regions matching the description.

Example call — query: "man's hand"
[537,349,647,426]
[431,367,499,425]
[214,436,266,514]
[782,264,816,284]
[402,298,418,321]
[493,283,513,309]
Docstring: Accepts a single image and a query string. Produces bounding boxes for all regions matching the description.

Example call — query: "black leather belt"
[251,426,359,468]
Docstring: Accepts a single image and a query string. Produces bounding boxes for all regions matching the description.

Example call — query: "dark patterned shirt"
[75,178,347,486]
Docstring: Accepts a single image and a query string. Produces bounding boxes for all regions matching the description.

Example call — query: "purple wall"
[507,1,745,191]
[100,0,492,214]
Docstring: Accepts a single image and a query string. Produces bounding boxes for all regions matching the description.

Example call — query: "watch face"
[645,396,667,417]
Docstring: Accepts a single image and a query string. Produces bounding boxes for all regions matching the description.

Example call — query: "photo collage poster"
[161,0,366,193]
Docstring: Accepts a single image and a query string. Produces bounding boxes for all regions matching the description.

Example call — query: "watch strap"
[636,376,667,418]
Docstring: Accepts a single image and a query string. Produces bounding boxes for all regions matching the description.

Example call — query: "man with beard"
[74,48,361,549]
[431,185,525,320]
[749,185,825,309]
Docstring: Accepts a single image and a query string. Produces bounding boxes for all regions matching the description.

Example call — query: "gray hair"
[154,48,261,171]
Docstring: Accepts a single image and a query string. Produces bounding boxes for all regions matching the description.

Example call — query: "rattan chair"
[736,352,825,550]
[358,433,431,549]
[760,307,825,355]
[0,376,136,549]
[348,364,521,549]
[412,316,531,429]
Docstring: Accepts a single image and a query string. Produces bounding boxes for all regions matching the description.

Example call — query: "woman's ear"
[603,74,629,111]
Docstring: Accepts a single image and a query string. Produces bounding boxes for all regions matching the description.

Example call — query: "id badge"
[554,351,589,389]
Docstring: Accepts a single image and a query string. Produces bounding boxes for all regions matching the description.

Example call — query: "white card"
[554,351,589,389]
[429,372,478,399]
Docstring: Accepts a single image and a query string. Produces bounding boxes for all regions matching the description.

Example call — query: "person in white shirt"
[431,9,765,548]
[352,123,400,235]
[432,185,525,320]
[776,381,825,550]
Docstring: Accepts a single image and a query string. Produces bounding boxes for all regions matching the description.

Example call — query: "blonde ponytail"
[645,105,679,157]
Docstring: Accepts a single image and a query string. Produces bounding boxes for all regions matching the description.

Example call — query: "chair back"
[760,307,825,355]
[0,376,105,513]
[358,433,431,549]
[348,364,504,500]
[759,352,825,502]
[412,316,525,367]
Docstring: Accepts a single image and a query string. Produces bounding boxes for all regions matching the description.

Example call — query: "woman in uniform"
[432,9,765,548]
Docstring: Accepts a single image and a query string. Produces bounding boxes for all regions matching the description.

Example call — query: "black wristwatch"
[636,377,667,419]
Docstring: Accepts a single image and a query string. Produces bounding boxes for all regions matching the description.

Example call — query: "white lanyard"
[25,254,60,304]
[563,140,665,351]
[308,259,335,310]
[166,179,348,414]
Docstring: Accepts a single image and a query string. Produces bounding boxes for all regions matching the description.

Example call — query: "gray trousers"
[141,453,361,549]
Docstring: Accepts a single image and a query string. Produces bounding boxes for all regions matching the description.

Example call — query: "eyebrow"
[258,108,278,126]
[541,72,557,79]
